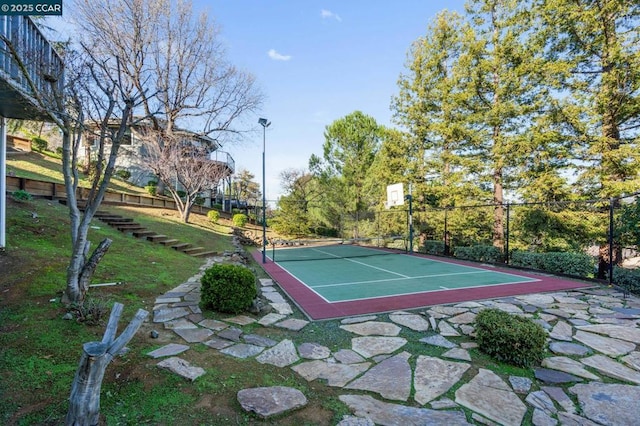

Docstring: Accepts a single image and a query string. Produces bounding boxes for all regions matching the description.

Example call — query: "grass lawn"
[0,197,353,425]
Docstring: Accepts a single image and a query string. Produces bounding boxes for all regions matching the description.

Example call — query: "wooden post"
[65,302,148,426]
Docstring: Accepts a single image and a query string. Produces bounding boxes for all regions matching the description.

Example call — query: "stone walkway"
[149,256,640,425]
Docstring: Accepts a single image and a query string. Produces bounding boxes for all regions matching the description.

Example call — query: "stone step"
[147,234,169,242]
[183,247,205,255]
[133,230,156,238]
[104,217,135,224]
[190,250,217,257]
[172,243,192,252]
[116,224,145,231]
[159,239,180,246]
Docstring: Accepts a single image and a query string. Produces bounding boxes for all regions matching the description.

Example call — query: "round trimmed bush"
[200,264,257,314]
[475,308,546,367]
[233,213,248,227]
[207,209,220,224]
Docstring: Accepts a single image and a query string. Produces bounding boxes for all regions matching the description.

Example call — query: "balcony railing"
[0,15,64,119]
[209,150,235,174]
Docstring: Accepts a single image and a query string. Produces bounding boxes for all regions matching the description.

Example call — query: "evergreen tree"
[535,0,640,199]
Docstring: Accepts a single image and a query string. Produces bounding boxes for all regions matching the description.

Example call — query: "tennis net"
[269,236,407,262]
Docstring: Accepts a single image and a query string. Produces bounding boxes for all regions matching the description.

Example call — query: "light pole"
[258,118,271,263]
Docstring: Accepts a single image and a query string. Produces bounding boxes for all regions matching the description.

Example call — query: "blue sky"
[48,1,466,201]
[202,1,466,201]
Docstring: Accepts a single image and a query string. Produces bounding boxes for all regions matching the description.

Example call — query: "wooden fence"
[5,176,215,216]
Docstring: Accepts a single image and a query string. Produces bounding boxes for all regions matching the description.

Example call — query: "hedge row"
[613,266,640,295]
[510,250,594,278]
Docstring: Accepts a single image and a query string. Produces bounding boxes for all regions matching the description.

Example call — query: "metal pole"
[262,128,266,264]
[505,203,510,264]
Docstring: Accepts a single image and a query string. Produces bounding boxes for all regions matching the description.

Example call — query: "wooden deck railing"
[0,15,64,103]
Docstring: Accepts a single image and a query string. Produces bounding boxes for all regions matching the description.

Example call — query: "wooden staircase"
[93,211,217,258]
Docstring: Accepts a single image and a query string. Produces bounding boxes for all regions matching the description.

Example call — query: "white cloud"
[268,49,292,61]
[321,9,341,22]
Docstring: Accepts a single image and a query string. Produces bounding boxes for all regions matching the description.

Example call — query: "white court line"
[312,269,504,289]
[331,279,542,303]
[311,248,411,278]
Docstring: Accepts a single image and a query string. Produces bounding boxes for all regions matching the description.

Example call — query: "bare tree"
[139,130,231,222]
[2,23,145,304]
[73,0,263,161]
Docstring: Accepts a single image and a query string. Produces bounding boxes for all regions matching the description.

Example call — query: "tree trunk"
[64,238,112,305]
[66,303,148,426]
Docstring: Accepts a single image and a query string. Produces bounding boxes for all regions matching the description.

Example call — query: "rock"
[339,394,471,426]
[153,306,190,323]
[275,318,308,331]
[147,343,190,358]
[292,360,371,387]
[298,342,331,359]
[336,415,375,426]
[570,382,640,426]
[345,352,412,401]
[219,343,264,359]
[419,334,457,349]
[525,390,557,416]
[438,320,461,337]
[541,386,575,414]
[548,341,591,356]
[549,320,573,341]
[157,357,205,381]
[455,369,527,426]
[534,368,583,384]
[532,408,557,426]
[580,354,640,384]
[173,327,213,343]
[217,326,243,342]
[237,386,307,419]
[242,334,277,347]
[541,357,600,381]
[573,330,635,356]
[334,349,366,364]
[149,330,159,338]
[256,339,299,367]
[576,324,640,344]
[388,312,430,331]
[351,336,407,358]
[509,376,532,394]
[442,348,471,361]
[341,315,377,324]
[340,321,402,336]
[414,356,470,405]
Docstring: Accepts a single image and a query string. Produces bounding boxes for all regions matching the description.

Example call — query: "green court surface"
[269,244,539,302]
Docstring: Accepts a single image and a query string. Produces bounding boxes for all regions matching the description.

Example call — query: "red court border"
[253,251,595,320]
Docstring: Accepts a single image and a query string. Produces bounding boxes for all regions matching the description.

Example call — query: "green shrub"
[613,266,640,295]
[207,210,220,224]
[475,308,546,367]
[455,245,503,263]
[510,250,594,277]
[11,189,32,201]
[145,185,157,196]
[31,137,48,151]
[200,264,257,314]
[195,196,204,206]
[176,190,187,199]
[233,213,248,227]
[424,240,445,255]
[55,146,63,155]
[115,169,131,181]
[212,203,223,210]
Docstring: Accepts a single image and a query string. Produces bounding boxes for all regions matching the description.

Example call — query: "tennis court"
[256,242,593,320]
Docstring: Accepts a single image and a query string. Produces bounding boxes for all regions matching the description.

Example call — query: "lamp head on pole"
[258,118,271,128]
